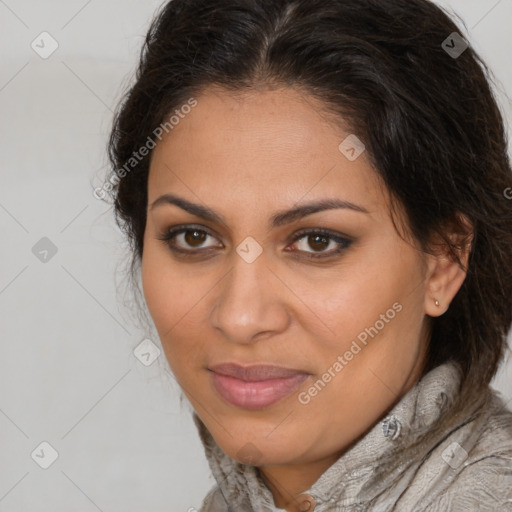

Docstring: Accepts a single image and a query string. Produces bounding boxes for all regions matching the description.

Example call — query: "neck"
[257,352,429,510]
[257,453,341,510]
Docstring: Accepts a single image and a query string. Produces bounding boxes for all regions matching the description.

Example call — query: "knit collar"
[193,361,471,510]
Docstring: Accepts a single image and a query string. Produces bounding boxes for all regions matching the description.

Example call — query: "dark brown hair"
[107,0,512,402]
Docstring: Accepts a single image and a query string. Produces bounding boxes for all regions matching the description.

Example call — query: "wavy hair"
[107,0,512,402]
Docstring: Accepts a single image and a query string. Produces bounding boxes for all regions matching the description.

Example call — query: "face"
[141,86,432,469]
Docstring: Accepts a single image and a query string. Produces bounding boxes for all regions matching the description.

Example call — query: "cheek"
[140,245,210,370]
[141,249,167,327]
[141,245,187,336]
[301,246,425,373]
[291,262,400,348]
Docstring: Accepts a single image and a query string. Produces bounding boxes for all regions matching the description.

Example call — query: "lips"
[209,363,310,410]
[209,363,309,381]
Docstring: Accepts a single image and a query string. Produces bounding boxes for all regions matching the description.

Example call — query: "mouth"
[208,363,311,410]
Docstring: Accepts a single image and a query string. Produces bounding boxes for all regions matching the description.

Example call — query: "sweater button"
[382,415,402,440]
[296,494,316,511]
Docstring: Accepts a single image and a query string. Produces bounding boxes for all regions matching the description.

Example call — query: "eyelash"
[157,224,353,260]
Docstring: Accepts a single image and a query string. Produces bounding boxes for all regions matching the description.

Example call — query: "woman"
[106,0,512,510]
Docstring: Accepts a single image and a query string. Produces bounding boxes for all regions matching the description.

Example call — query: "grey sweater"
[193,361,512,511]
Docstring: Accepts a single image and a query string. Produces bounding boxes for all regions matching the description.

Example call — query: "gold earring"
[434,299,440,307]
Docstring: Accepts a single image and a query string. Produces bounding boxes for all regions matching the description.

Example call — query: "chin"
[217,431,307,467]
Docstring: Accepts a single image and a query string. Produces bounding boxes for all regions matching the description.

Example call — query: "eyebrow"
[149,193,370,228]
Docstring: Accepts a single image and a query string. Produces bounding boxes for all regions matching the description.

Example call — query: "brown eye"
[307,234,330,252]
[184,229,208,247]
[289,229,353,259]
[157,225,222,254]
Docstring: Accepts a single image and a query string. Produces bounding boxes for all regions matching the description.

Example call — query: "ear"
[424,213,474,317]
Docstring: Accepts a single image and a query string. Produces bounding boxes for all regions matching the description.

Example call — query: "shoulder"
[423,457,512,511]
[197,485,230,512]
[423,393,512,511]
[394,389,512,512]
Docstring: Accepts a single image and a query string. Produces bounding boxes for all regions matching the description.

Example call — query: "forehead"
[147,86,387,218]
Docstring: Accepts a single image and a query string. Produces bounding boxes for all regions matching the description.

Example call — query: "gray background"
[1,1,511,511]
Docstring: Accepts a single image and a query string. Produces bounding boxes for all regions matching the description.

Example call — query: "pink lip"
[209,363,310,410]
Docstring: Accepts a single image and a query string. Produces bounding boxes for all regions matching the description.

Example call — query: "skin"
[141,86,471,510]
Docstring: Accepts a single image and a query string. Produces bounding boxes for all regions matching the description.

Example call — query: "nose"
[210,254,291,345]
